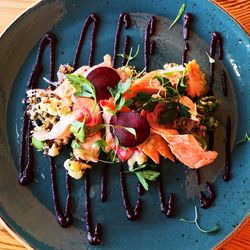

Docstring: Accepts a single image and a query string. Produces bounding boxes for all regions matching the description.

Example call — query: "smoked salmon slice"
[138,133,175,163]
[185,60,207,98]
[32,110,83,141]
[164,134,218,169]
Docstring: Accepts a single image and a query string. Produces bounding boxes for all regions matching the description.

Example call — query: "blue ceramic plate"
[0,1,249,249]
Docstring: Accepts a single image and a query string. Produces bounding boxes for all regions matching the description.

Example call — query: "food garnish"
[26,54,219,185]
[180,206,220,234]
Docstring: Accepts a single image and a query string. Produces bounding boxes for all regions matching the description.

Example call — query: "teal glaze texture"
[0,0,250,249]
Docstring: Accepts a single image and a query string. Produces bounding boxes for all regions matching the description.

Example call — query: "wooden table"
[0,1,249,249]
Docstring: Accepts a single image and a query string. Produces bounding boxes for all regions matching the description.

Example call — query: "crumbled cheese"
[64,159,91,179]
[48,143,60,157]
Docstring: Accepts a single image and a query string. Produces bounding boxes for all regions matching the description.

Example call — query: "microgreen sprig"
[169,3,186,30]
[108,78,132,112]
[117,45,140,67]
[66,74,97,112]
[70,118,89,143]
[236,133,250,145]
[180,206,220,234]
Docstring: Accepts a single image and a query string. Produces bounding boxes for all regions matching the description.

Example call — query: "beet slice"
[86,67,120,100]
[110,112,150,147]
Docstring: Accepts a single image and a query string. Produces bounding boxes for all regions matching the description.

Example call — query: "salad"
[26,53,219,190]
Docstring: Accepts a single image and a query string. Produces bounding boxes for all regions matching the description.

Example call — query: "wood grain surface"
[0,1,249,249]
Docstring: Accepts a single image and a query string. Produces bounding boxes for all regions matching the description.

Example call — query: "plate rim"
[0,0,249,249]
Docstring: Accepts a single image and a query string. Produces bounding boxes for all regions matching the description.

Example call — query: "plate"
[0,0,250,249]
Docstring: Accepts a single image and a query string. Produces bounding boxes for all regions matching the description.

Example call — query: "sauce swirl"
[158,167,175,217]
[137,182,145,196]
[119,164,142,220]
[144,16,157,72]
[73,13,99,68]
[221,70,228,97]
[19,33,57,185]
[49,157,72,227]
[85,170,102,244]
[223,115,231,181]
[208,31,223,95]
[112,13,130,67]
[208,31,223,150]
[195,169,201,185]
[182,13,192,64]
[199,181,216,209]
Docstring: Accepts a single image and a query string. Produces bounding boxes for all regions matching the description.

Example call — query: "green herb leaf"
[133,92,152,103]
[128,163,158,172]
[135,172,149,191]
[128,163,159,191]
[177,102,191,118]
[66,74,97,110]
[153,76,172,88]
[166,86,179,97]
[169,3,186,30]
[142,101,159,112]
[114,92,121,104]
[71,139,81,149]
[124,99,134,107]
[70,120,89,142]
[107,150,120,163]
[129,163,148,172]
[118,78,132,94]
[138,170,160,181]
[133,92,159,112]
[90,123,109,134]
[92,139,107,153]
[116,97,126,112]
[32,137,45,151]
[236,133,250,145]
[205,51,215,64]
[108,79,132,112]
[107,86,117,98]
[159,102,177,124]
[180,206,220,234]
[177,76,188,95]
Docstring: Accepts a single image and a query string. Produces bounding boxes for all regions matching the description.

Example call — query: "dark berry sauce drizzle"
[49,157,72,227]
[73,13,99,68]
[112,13,130,67]
[19,33,57,185]
[182,13,192,64]
[144,16,157,72]
[85,170,102,244]
[199,182,216,209]
[119,164,142,220]
[158,167,175,217]
[208,31,223,150]
[223,116,231,181]
[137,182,145,196]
